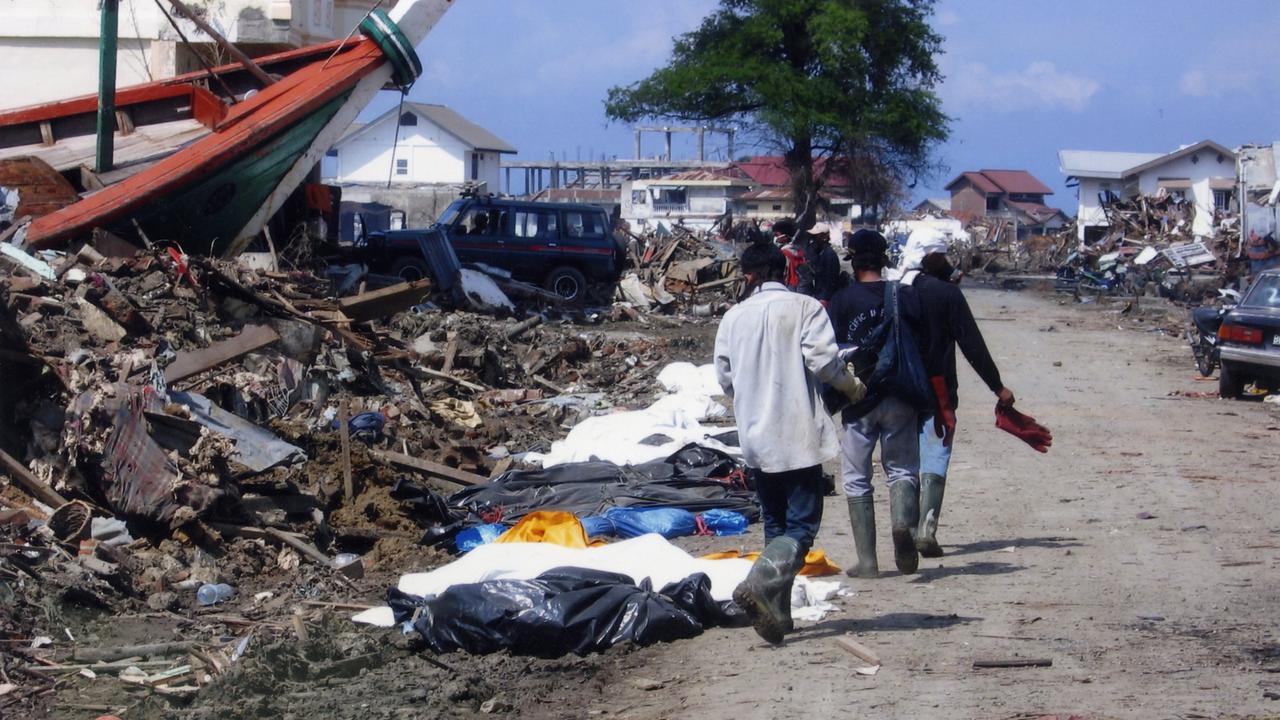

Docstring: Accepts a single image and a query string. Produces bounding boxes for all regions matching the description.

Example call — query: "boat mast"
[96,0,119,173]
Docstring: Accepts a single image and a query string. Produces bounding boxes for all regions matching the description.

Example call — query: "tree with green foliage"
[605,0,948,226]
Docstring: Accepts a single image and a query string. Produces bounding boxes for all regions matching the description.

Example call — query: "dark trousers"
[755,464,825,553]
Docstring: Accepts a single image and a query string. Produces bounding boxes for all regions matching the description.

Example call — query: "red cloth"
[781,244,807,289]
[931,376,956,447]
[995,404,1052,453]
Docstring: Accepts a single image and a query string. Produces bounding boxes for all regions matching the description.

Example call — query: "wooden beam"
[972,657,1052,669]
[0,447,68,508]
[417,367,485,393]
[163,324,279,384]
[835,637,881,666]
[335,279,432,323]
[370,450,487,487]
[338,398,353,502]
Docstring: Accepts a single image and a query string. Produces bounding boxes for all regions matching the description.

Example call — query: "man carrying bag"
[827,230,932,577]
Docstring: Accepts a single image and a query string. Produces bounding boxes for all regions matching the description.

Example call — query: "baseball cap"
[846,228,888,267]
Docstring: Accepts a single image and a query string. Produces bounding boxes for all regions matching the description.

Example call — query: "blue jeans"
[840,396,920,498]
[919,414,954,477]
[756,465,825,553]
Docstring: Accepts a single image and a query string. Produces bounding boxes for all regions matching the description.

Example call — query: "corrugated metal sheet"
[415,227,461,292]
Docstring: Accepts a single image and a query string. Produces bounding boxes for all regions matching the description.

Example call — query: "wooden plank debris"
[972,657,1052,669]
[418,367,486,393]
[371,450,486,487]
[835,637,881,666]
[72,641,194,663]
[0,447,67,508]
[163,324,279,383]
[505,315,543,340]
[338,398,353,502]
[336,280,432,323]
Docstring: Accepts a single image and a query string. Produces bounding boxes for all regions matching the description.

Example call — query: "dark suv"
[364,197,624,301]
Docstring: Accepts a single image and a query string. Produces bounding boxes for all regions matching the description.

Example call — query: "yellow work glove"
[829,365,867,404]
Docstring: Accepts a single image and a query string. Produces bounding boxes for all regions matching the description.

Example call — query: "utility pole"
[96,0,119,173]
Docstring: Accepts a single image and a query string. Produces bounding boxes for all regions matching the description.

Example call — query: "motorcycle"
[1055,251,1134,296]
[1187,288,1242,377]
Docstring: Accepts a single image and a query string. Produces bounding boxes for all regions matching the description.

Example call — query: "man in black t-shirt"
[827,229,924,578]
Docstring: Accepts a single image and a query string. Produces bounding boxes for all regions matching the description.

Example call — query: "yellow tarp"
[495,510,591,548]
[701,548,843,577]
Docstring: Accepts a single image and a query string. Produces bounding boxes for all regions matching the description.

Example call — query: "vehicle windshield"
[435,200,465,228]
[1243,273,1280,308]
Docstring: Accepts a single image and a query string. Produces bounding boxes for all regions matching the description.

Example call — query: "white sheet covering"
[527,362,733,468]
[352,534,844,627]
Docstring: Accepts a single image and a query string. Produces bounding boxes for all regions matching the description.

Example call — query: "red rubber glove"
[930,376,956,447]
[995,404,1053,453]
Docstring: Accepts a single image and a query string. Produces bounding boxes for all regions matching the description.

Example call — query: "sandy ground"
[564,286,1280,720]
[47,286,1280,720]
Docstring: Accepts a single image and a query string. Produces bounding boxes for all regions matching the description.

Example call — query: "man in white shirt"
[714,243,866,644]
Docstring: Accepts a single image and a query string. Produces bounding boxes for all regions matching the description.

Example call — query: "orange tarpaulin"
[495,510,592,548]
[701,548,843,577]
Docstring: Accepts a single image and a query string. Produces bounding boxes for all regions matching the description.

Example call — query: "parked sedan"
[1218,269,1280,398]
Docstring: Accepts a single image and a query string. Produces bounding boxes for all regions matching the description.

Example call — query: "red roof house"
[944,169,1066,235]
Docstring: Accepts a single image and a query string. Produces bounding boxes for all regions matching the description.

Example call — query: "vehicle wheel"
[1195,339,1217,377]
[544,266,588,302]
[390,257,431,282]
[1219,361,1245,399]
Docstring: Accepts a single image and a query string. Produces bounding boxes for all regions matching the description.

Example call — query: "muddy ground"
[44,285,1280,719]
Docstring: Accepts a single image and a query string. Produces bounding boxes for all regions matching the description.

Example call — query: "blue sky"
[369,0,1280,212]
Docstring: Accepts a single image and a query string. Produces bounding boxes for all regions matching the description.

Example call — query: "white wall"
[472,151,501,190]
[1135,152,1234,224]
[620,182,741,231]
[1075,177,1115,241]
[0,0,332,110]
[688,188,729,215]
[1134,151,1233,196]
[327,113,474,185]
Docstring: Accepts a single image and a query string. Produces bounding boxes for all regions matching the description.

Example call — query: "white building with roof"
[1059,140,1237,242]
[322,102,516,190]
[621,169,753,231]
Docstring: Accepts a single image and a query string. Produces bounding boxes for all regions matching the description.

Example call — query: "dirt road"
[577,286,1280,719]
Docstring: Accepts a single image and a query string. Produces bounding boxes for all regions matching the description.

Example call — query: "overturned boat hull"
[7,0,452,256]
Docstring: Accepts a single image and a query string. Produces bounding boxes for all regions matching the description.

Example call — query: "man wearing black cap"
[826,229,926,577]
[714,242,867,643]
[796,222,844,303]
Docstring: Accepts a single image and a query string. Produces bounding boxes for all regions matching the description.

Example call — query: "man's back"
[911,274,1002,408]
[714,283,841,473]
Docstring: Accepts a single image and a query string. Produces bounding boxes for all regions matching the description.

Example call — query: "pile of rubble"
[901,194,1244,302]
[0,237,710,711]
[615,224,744,317]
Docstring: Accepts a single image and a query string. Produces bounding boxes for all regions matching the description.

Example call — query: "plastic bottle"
[331,553,360,569]
[196,583,234,606]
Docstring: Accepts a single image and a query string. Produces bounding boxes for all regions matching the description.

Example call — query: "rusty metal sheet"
[99,387,181,523]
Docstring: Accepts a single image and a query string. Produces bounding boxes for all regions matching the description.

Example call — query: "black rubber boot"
[773,574,796,634]
[845,495,878,578]
[732,537,803,644]
[889,480,920,575]
[916,473,946,558]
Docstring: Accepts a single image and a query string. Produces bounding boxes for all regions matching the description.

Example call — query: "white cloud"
[943,60,1100,113]
[1179,66,1258,98]
[1180,69,1209,97]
